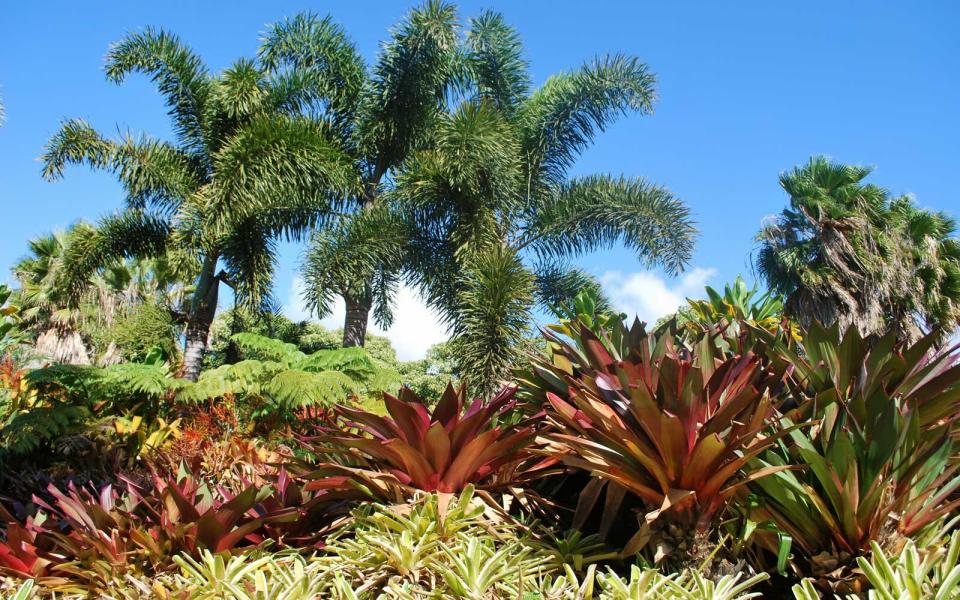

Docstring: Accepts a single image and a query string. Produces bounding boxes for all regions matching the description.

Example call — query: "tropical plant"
[40,27,356,380]
[0,468,358,588]
[756,156,960,342]
[0,361,182,457]
[524,316,795,564]
[302,383,551,495]
[888,195,960,340]
[0,284,22,356]
[313,487,558,597]
[11,229,186,366]
[677,275,796,340]
[261,2,460,349]
[744,324,960,592]
[281,5,696,395]
[852,532,960,600]
[173,550,335,600]
[392,14,696,395]
[105,301,180,362]
[180,332,400,418]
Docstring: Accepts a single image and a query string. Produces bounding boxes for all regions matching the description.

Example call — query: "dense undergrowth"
[2,292,959,598]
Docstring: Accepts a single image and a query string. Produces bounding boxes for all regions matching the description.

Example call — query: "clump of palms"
[41,27,356,379]
[393,9,695,394]
[756,156,960,343]
[11,228,187,366]
[277,3,695,394]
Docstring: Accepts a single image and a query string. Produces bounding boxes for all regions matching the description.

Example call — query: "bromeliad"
[528,317,797,560]
[305,383,554,494]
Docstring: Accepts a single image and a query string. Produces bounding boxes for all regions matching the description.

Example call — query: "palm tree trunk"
[342,296,371,348]
[182,256,220,381]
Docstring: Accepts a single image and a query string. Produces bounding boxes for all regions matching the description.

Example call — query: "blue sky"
[1,1,958,358]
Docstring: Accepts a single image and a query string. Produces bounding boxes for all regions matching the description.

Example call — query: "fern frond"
[264,369,358,408]
[0,404,90,455]
[98,362,186,396]
[230,332,305,364]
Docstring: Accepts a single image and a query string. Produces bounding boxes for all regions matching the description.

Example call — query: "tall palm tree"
[41,28,356,379]
[756,156,960,341]
[259,1,460,347]
[378,10,695,393]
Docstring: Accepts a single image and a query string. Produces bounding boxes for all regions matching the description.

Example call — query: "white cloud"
[283,277,449,361]
[599,267,717,325]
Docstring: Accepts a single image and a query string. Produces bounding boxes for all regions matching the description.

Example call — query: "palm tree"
[41,28,356,379]
[889,196,960,337]
[259,1,460,348]
[12,227,186,364]
[384,11,695,393]
[756,156,960,341]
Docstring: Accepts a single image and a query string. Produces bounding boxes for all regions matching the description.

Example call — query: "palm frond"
[533,261,610,314]
[463,10,530,113]
[357,0,460,176]
[58,212,171,306]
[105,27,211,153]
[447,246,534,396]
[207,58,268,123]
[41,119,200,214]
[218,217,278,310]
[519,174,695,275]
[259,12,366,136]
[519,54,656,188]
[210,113,358,227]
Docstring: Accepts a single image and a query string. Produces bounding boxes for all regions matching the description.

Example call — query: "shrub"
[743,324,960,593]
[301,383,554,495]
[525,317,794,564]
[0,469,357,589]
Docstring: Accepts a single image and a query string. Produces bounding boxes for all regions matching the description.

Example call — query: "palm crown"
[757,155,960,341]
[291,5,696,392]
[41,28,357,379]
[396,9,696,392]
[261,2,462,347]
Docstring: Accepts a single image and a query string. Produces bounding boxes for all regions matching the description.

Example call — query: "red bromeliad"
[308,383,553,494]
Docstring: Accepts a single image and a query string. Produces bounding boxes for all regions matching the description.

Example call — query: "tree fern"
[230,332,305,364]
[0,404,90,455]
[98,362,186,396]
[263,369,359,408]
[177,333,401,410]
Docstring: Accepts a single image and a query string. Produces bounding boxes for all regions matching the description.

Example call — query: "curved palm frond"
[519,174,695,275]
[463,10,530,114]
[41,119,200,214]
[58,212,171,306]
[105,27,211,154]
[259,12,366,135]
[357,0,460,177]
[210,113,358,227]
[206,58,269,124]
[533,261,611,315]
[519,54,656,189]
[218,218,277,311]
